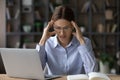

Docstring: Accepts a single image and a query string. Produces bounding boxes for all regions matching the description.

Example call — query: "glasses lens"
[54,26,71,31]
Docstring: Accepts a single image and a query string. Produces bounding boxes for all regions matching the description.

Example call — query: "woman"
[36,5,98,75]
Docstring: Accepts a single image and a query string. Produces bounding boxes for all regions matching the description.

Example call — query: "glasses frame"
[53,26,72,32]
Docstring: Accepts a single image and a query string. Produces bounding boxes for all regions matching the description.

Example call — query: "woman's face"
[53,19,73,45]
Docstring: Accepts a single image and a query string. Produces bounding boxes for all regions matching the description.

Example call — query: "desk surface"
[0,74,120,80]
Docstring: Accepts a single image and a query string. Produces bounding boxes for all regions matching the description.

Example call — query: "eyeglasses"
[54,26,71,32]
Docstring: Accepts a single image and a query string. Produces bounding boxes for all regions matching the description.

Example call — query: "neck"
[57,36,73,48]
[60,42,69,48]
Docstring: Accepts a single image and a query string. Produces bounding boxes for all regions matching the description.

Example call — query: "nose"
[59,29,64,35]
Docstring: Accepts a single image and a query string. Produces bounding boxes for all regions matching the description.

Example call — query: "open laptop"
[0,48,45,80]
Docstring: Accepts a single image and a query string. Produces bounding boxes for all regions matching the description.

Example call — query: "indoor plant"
[99,52,114,73]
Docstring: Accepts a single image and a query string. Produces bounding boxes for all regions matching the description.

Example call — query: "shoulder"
[84,37,91,41]
[73,36,91,45]
[83,37,93,48]
[83,37,91,44]
[47,36,55,42]
[45,36,56,45]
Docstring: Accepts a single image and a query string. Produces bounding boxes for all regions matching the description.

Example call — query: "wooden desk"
[0,74,120,80]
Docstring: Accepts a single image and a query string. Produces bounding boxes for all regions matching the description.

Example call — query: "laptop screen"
[0,48,45,80]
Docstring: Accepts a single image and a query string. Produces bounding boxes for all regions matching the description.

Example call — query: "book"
[6,7,11,20]
[91,3,97,13]
[34,10,42,20]
[14,9,20,19]
[67,72,111,80]
[105,0,110,7]
[81,1,90,13]
[81,1,97,13]
[49,2,54,13]
[111,24,117,33]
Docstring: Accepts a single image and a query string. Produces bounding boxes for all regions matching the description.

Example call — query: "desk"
[0,74,120,80]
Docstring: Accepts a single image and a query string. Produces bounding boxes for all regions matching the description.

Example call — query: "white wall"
[0,0,6,47]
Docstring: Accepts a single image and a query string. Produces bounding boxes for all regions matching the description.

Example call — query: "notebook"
[0,48,45,80]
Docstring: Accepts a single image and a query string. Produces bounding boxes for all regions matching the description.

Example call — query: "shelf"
[89,32,120,35]
[6,32,43,36]
[6,0,120,57]
[34,3,45,7]
[106,6,117,9]
[92,12,104,15]
[78,12,89,15]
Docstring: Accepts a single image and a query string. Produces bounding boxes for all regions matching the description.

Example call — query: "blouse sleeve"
[78,38,98,74]
[36,44,47,70]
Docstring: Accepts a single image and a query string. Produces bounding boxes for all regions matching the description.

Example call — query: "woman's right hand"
[39,20,56,46]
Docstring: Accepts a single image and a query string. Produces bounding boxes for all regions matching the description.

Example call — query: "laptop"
[0,48,45,80]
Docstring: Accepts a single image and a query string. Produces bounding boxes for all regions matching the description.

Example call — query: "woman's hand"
[39,20,56,45]
[71,21,85,45]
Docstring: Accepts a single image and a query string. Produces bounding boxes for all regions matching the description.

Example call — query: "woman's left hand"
[71,21,85,45]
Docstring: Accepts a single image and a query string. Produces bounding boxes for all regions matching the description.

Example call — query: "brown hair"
[51,5,75,21]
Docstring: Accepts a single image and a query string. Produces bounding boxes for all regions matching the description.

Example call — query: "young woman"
[36,5,98,75]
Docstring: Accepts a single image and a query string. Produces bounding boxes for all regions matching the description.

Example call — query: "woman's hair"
[51,5,75,21]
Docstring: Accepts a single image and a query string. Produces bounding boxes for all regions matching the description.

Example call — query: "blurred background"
[0,0,120,74]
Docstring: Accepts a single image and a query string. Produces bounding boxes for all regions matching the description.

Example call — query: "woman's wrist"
[78,37,85,45]
[39,37,47,46]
